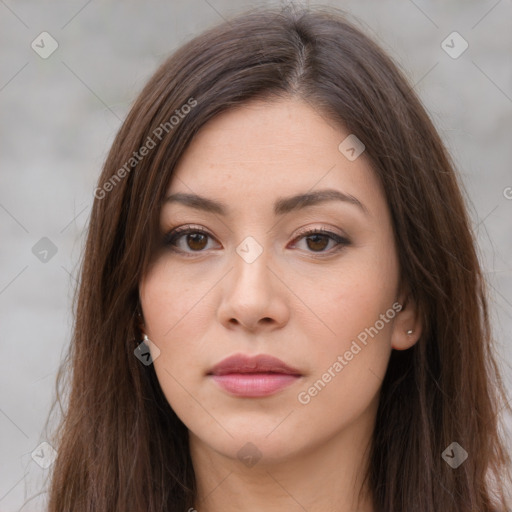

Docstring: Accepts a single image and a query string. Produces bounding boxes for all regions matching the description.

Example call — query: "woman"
[45,4,511,511]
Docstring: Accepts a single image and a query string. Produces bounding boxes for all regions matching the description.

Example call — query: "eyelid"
[163,223,351,255]
[289,225,351,254]
[163,224,218,244]
[164,223,347,239]
[292,224,348,240]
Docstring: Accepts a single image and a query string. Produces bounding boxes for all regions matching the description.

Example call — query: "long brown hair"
[44,4,511,511]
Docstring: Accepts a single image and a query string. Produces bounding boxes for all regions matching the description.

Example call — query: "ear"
[391,289,422,350]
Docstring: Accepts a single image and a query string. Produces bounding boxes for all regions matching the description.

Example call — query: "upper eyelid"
[164,225,350,253]
[164,224,346,240]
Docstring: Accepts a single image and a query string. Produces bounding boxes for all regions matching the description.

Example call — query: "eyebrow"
[164,188,369,216]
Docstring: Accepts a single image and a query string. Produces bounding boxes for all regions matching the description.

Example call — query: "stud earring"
[406,329,413,335]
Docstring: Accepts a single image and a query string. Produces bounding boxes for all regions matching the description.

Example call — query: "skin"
[139,97,422,512]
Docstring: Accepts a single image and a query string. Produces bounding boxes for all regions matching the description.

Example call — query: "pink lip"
[208,354,302,398]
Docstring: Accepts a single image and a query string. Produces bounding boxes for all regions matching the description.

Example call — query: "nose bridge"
[217,233,288,330]
[230,235,272,300]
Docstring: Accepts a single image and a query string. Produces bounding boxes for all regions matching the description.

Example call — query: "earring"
[406,329,413,335]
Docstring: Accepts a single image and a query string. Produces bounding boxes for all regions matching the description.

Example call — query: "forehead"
[166,97,384,217]
[173,98,343,175]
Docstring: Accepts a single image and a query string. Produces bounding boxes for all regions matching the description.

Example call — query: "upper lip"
[208,354,302,376]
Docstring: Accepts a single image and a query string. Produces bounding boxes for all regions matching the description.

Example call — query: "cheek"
[294,269,396,419]
[139,267,235,444]
[139,263,210,379]
[291,239,398,396]
[139,269,210,425]
[292,240,399,343]
[140,260,212,339]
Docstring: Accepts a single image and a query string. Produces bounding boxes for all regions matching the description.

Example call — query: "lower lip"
[210,373,300,397]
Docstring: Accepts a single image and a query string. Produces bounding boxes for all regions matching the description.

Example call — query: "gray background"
[1,0,511,510]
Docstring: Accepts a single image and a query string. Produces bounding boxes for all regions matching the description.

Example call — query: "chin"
[190,421,302,465]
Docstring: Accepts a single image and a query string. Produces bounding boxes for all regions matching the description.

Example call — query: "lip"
[207,354,302,398]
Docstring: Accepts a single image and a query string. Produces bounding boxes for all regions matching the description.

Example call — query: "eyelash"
[162,225,351,257]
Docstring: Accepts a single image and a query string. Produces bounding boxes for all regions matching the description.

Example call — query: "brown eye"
[305,233,330,252]
[186,233,208,251]
[292,228,351,255]
[164,226,218,254]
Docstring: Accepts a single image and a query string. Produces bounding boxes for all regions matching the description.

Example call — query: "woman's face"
[139,97,415,465]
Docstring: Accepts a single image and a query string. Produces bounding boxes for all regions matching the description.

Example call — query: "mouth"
[207,353,302,398]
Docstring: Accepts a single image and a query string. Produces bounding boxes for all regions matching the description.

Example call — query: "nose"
[217,246,290,333]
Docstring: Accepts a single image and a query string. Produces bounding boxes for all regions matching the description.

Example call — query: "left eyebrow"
[164,188,369,217]
[273,189,369,216]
